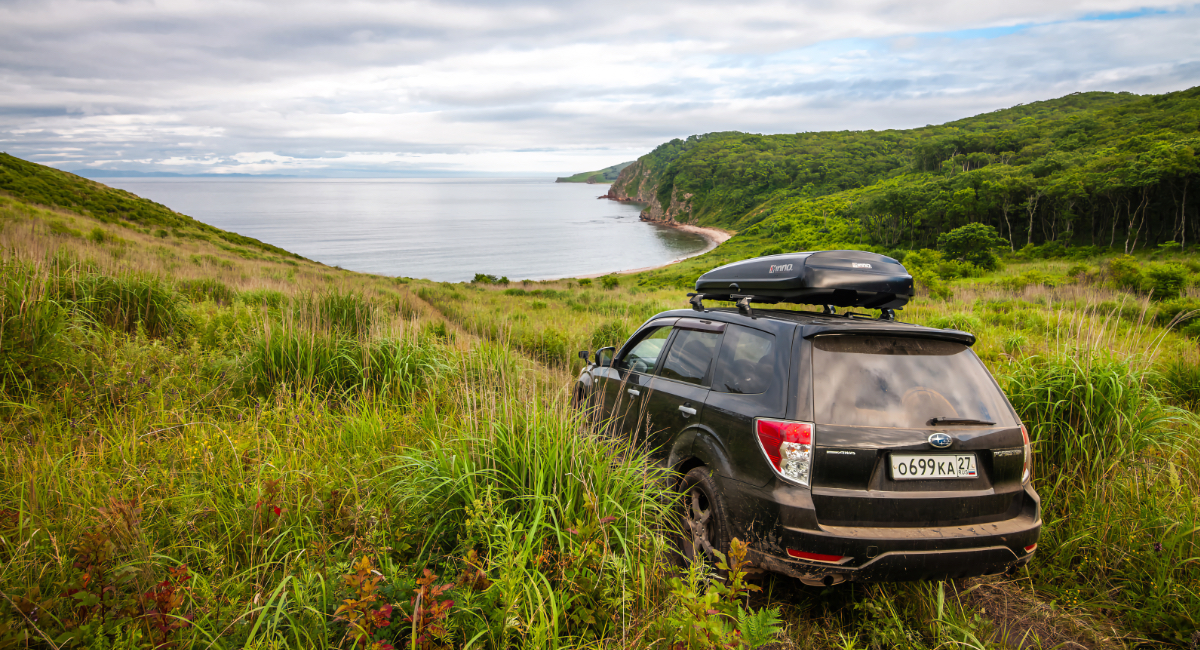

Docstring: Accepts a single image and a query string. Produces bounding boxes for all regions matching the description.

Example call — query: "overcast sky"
[2,0,1198,176]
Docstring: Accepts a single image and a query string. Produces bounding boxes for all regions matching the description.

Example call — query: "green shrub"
[1105,255,1144,292]
[87,227,109,244]
[529,300,548,310]
[912,268,952,300]
[577,278,592,287]
[1000,270,1058,291]
[521,326,569,366]
[1144,263,1189,300]
[1066,263,1090,278]
[601,275,620,290]
[926,312,982,332]
[1154,298,1200,329]
[590,320,630,349]
[48,219,82,238]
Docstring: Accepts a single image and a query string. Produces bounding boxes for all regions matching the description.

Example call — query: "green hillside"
[609,88,1200,255]
[556,160,634,183]
[0,153,304,261]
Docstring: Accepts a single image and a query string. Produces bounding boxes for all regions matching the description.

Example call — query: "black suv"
[574,251,1040,585]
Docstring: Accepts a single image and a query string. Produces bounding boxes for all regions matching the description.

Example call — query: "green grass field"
[2,175,1199,648]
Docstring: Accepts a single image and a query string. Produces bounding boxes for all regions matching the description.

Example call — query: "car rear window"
[811,335,1016,428]
[712,325,776,394]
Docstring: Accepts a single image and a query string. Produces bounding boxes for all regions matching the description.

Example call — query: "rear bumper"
[724,478,1041,583]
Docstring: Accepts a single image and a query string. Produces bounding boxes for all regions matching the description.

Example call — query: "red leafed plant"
[139,564,194,647]
[336,556,395,647]
[405,569,454,650]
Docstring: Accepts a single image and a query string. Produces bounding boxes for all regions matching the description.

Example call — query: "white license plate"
[891,453,977,480]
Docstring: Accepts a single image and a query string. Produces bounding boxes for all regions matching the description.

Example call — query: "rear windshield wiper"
[928,417,995,426]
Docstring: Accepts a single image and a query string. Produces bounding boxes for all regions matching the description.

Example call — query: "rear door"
[642,320,725,463]
[703,323,789,486]
[806,335,1029,527]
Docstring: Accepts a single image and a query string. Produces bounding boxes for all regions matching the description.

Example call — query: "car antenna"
[687,292,706,312]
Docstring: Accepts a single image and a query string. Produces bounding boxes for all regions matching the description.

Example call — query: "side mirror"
[596,347,615,368]
[578,350,590,364]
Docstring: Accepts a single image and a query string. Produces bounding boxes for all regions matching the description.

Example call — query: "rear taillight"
[1020,423,1032,483]
[787,548,851,564]
[755,418,814,486]
[1024,543,1038,554]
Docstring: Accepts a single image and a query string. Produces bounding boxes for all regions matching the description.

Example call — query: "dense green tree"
[937,223,1007,269]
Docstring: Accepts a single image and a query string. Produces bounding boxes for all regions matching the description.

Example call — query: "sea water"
[101,177,707,282]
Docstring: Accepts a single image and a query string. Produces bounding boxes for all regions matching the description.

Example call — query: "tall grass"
[60,272,191,337]
[1001,352,1187,479]
[244,323,451,400]
[0,259,70,393]
[389,386,673,646]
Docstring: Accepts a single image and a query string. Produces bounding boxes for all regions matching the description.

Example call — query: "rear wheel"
[676,467,733,567]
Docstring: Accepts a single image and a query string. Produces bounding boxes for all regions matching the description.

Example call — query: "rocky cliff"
[603,159,697,224]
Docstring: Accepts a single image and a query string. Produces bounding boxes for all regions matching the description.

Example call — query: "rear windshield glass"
[812,336,1015,428]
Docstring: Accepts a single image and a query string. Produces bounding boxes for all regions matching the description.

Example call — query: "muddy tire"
[675,467,734,568]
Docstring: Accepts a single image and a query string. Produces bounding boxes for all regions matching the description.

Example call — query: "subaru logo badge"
[928,433,952,448]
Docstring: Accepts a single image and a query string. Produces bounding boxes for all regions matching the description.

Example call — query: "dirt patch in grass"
[963,576,1125,650]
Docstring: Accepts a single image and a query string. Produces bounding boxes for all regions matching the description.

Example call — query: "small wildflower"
[1154,542,1163,553]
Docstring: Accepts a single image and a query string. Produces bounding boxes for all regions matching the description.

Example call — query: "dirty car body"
[574,251,1040,585]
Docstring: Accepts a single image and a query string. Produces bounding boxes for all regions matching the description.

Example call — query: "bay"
[101,177,708,282]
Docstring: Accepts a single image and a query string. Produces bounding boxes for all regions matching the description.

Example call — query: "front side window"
[659,328,722,386]
[712,325,776,394]
[618,326,672,374]
[812,336,1016,428]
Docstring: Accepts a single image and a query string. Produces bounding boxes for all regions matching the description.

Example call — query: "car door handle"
[678,405,697,417]
[627,389,640,397]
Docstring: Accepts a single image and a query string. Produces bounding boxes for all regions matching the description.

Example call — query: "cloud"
[0,0,1197,174]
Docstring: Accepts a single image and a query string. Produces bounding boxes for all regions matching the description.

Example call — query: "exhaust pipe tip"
[800,574,847,587]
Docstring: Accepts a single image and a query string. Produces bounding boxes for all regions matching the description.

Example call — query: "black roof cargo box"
[695,250,914,309]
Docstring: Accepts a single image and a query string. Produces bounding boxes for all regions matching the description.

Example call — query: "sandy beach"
[577,221,733,278]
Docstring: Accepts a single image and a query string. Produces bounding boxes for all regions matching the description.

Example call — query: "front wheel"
[676,467,733,567]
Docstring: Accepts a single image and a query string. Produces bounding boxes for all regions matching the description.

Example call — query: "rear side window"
[618,326,672,374]
[812,336,1016,428]
[712,325,776,394]
[659,329,722,386]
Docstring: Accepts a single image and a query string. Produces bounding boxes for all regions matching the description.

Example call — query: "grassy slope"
[0,153,303,261]
[1,157,1198,648]
[555,161,634,183]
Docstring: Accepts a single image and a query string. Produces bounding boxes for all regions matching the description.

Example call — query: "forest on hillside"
[612,87,1200,253]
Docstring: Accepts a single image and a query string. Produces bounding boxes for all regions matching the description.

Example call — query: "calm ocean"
[102,177,708,282]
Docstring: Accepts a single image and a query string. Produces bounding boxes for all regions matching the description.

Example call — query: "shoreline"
[576,220,733,279]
